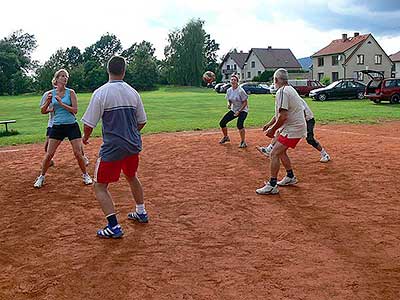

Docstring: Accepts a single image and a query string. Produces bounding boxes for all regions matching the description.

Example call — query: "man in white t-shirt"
[82,56,148,239]
[256,68,307,195]
[257,97,330,162]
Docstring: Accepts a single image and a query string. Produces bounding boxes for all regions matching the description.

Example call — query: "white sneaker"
[277,176,298,186]
[82,173,93,185]
[34,175,45,188]
[83,155,89,166]
[320,154,330,163]
[256,182,279,195]
[256,146,272,157]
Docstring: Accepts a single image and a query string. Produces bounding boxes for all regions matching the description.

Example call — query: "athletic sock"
[320,148,327,156]
[267,144,274,150]
[269,178,277,187]
[286,169,294,178]
[136,204,146,215]
[106,213,118,228]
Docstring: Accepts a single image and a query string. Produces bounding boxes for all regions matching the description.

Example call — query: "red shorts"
[94,154,139,183]
[278,135,301,149]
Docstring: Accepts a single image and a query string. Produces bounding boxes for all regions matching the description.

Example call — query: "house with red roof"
[389,51,400,78]
[311,33,393,83]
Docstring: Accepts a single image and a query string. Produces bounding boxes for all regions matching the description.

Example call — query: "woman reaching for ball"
[34,69,93,188]
[218,74,249,148]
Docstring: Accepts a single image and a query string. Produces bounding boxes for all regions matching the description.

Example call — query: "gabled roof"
[312,34,369,57]
[390,51,400,62]
[221,51,248,69]
[248,48,301,69]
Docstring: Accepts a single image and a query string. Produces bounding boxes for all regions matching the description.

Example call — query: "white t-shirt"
[82,80,147,161]
[39,91,54,128]
[299,98,314,121]
[225,86,248,113]
[275,85,307,138]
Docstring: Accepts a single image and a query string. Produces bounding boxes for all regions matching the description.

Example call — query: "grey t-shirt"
[39,91,54,128]
[225,86,248,113]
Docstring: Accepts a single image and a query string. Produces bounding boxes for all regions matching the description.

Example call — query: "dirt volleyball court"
[1,122,399,300]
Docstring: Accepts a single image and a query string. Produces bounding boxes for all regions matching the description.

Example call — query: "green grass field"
[1,85,400,146]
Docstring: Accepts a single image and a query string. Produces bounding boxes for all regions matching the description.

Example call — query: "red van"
[362,70,400,104]
[288,79,324,96]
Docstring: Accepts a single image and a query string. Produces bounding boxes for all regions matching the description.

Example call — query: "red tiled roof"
[312,34,369,57]
[390,51,400,62]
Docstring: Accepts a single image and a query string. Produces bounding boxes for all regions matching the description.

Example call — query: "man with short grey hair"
[256,68,307,195]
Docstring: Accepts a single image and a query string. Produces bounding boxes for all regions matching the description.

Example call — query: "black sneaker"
[219,136,230,144]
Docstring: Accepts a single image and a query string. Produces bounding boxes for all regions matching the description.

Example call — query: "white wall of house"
[392,62,400,78]
[242,52,265,82]
[345,35,392,83]
[220,57,244,82]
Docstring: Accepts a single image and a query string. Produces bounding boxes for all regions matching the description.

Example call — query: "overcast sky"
[1,0,400,63]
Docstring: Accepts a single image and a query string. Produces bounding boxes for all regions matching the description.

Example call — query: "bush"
[321,76,331,86]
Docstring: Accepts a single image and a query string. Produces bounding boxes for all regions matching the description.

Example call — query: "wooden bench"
[0,120,16,132]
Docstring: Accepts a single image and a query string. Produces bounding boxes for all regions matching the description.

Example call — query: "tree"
[124,41,159,90]
[0,30,37,94]
[83,33,122,66]
[163,19,219,86]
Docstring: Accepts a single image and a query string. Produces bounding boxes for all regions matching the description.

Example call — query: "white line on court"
[319,128,400,140]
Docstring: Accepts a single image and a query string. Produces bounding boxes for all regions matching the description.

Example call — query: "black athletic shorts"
[46,127,52,137]
[49,123,82,141]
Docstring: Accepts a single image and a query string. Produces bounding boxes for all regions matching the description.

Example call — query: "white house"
[390,51,400,78]
[219,50,248,82]
[311,33,393,83]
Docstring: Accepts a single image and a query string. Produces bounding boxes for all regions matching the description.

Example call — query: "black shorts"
[46,127,52,137]
[49,123,82,141]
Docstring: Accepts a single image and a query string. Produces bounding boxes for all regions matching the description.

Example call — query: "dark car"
[218,83,232,93]
[309,79,366,101]
[239,83,270,94]
[214,82,225,93]
[361,70,400,104]
[288,79,324,96]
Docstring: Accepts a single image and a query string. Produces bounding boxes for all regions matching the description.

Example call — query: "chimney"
[354,32,360,37]
[342,33,348,40]
[267,46,272,50]
[240,50,243,53]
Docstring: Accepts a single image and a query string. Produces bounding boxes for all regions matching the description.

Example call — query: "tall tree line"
[0,19,220,95]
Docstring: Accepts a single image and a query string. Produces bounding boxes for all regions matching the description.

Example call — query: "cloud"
[0,0,399,63]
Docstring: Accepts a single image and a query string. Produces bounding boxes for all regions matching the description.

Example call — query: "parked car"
[214,82,225,93]
[288,79,324,96]
[309,79,366,101]
[239,82,270,94]
[218,83,232,93]
[361,70,400,104]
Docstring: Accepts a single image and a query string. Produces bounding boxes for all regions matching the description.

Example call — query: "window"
[354,71,363,81]
[227,65,230,70]
[337,82,346,89]
[241,73,244,79]
[347,81,356,88]
[332,55,339,66]
[225,74,229,79]
[385,80,396,88]
[234,64,237,70]
[318,57,324,67]
[318,72,324,81]
[251,61,255,68]
[375,54,382,65]
[357,54,364,65]
[247,72,251,78]
[258,71,262,76]
[332,72,339,82]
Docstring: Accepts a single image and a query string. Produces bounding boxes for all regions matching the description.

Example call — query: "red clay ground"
[0,122,400,300]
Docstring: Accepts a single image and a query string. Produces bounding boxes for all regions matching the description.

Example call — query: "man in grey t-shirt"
[82,56,148,239]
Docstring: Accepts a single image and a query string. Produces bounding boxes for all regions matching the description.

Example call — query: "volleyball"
[202,71,216,84]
